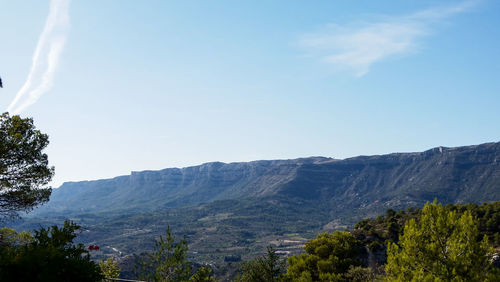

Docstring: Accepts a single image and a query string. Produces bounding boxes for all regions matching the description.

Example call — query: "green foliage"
[0,220,103,281]
[0,112,54,219]
[279,201,500,281]
[344,266,382,282]
[236,246,285,282]
[385,200,495,281]
[0,227,33,246]
[99,257,121,280]
[138,226,192,281]
[135,226,218,281]
[351,201,500,271]
[353,207,419,246]
[189,266,217,282]
[283,231,364,281]
[445,201,500,247]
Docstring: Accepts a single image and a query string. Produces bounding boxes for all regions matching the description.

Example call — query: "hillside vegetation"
[8,142,499,279]
[6,201,499,281]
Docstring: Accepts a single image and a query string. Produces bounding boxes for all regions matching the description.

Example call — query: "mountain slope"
[15,141,500,278]
[36,142,500,217]
[278,142,500,218]
[39,157,331,214]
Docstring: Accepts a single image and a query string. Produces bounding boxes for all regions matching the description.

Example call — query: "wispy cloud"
[299,1,477,77]
[7,0,70,114]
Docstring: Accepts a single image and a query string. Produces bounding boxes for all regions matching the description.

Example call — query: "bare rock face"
[36,142,500,218]
[278,142,500,218]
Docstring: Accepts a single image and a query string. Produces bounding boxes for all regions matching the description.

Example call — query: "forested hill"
[35,141,500,217]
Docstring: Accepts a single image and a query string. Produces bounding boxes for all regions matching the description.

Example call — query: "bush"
[0,220,103,282]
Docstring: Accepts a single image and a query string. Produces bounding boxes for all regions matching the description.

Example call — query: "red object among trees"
[88,245,94,251]
[88,245,99,251]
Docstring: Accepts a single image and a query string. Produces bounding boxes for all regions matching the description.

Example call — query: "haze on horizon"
[1,0,499,187]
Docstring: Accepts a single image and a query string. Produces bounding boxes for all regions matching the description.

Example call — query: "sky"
[1,0,499,187]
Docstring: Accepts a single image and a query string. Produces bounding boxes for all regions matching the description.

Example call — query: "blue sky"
[1,0,499,187]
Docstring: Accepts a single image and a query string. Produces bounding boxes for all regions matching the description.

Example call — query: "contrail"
[7,0,70,114]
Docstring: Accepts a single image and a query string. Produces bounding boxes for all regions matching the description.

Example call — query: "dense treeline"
[1,201,499,281]
[352,200,500,267]
[236,200,500,281]
[0,223,217,281]
[0,221,103,281]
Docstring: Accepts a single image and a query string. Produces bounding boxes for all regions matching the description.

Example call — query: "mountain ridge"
[15,141,500,277]
[35,141,500,217]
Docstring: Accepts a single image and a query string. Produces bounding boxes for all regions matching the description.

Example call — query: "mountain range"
[37,141,500,218]
[16,141,500,278]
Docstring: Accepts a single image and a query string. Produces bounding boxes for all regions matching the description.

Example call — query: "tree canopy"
[0,112,54,219]
[0,220,103,281]
[385,200,498,281]
[137,226,216,281]
[233,201,500,281]
[236,246,285,282]
[99,257,121,280]
[283,231,365,281]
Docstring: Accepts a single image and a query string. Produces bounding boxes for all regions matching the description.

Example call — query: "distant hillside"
[36,142,500,218]
[37,157,332,214]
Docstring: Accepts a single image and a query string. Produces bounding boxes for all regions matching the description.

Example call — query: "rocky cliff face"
[278,142,500,217]
[40,157,331,214]
[37,142,500,216]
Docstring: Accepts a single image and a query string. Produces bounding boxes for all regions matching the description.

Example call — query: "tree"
[385,200,497,281]
[136,226,218,281]
[189,266,217,282]
[0,112,54,219]
[283,231,364,281]
[0,220,103,281]
[138,226,192,281]
[0,227,33,247]
[344,265,382,282]
[236,246,285,282]
[99,257,121,280]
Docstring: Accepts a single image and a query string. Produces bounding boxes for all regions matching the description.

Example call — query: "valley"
[9,141,500,278]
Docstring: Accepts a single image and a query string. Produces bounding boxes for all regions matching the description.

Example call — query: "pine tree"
[0,113,54,219]
[99,257,121,280]
[385,200,495,281]
[236,246,285,282]
[283,231,363,281]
